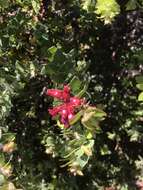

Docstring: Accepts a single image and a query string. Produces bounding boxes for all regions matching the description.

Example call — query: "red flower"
[45,85,84,128]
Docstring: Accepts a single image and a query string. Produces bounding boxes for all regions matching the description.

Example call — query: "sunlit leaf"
[100,144,111,155]
[125,0,138,10]
[137,84,143,91]
[32,0,40,14]
[95,0,120,24]
[69,110,83,125]
[138,92,143,101]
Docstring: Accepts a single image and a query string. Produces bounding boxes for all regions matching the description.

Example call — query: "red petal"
[70,97,83,106]
[60,115,69,128]
[66,103,74,113]
[68,113,74,120]
[46,89,63,100]
[46,86,71,102]
[62,92,70,102]
[61,85,70,102]
[48,104,64,117]
[63,85,70,93]
[48,108,59,117]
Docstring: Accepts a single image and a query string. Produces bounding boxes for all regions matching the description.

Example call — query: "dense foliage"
[0,0,143,189]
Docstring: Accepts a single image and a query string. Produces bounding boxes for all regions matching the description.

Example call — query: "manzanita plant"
[0,0,143,189]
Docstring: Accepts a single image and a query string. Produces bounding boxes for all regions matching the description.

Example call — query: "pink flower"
[45,85,84,128]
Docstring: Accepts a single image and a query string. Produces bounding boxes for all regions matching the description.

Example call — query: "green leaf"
[107,132,116,140]
[77,85,88,98]
[84,106,106,118]
[43,47,75,83]
[120,185,128,190]
[69,77,82,95]
[0,154,5,167]
[125,0,138,10]
[47,46,58,62]
[2,133,15,142]
[82,0,96,12]
[57,120,65,129]
[136,76,143,84]
[136,84,143,91]
[138,92,143,101]
[0,174,5,186]
[81,106,106,130]
[100,144,111,155]
[0,182,16,190]
[32,0,40,14]
[82,112,100,130]
[94,108,107,118]
[129,130,139,142]
[86,132,93,139]
[0,0,9,9]
[95,0,120,24]
[77,157,88,168]
[69,110,83,125]
[132,110,143,116]
[88,139,94,147]
[75,149,84,158]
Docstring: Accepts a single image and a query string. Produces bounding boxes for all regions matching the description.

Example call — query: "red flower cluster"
[45,85,84,128]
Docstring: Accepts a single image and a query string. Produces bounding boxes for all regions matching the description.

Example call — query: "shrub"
[0,0,143,189]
